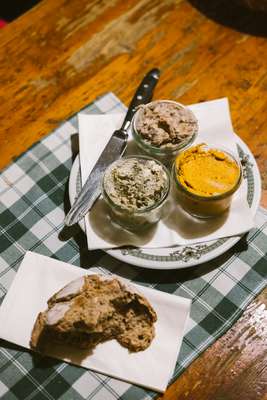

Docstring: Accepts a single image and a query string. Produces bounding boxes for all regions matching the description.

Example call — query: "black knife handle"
[120,68,160,132]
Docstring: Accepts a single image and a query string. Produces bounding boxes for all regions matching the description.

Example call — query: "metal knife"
[64,68,160,226]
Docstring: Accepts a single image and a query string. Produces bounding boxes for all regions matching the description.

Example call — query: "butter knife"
[64,68,160,226]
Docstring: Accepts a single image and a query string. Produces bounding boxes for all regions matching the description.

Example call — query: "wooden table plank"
[159,291,267,400]
[0,1,266,399]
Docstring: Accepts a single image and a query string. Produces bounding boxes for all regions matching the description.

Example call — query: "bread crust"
[30,274,157,353]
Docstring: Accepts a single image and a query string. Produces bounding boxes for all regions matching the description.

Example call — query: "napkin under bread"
[0,251,191,393]
[78,98,254,250]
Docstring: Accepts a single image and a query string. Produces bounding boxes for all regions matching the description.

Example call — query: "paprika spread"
[174,144,242,218]
[176,144,240,197]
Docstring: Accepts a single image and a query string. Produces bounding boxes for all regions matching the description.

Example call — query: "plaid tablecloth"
[0,93,266,400]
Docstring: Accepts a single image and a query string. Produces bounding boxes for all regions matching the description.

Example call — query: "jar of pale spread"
[173,144,242,218]
[102,156,170,231]
[132,100,198,163]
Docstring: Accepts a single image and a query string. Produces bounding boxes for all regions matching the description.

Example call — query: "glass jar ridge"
[132,100,198,162]
[102,155,170,231]
[173,144,242,218]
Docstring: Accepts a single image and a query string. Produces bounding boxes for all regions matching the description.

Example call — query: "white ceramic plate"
[69,135,261,269]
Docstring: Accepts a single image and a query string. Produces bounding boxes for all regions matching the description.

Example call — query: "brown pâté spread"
[176,144,240,197]
[135,101,198,148]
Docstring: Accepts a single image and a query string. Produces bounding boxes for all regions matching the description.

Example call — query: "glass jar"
[102,156,170,231]
[131,100,198,164]
[173,144,242,218]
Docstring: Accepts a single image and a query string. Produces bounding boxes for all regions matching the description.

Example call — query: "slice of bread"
[30,274,157,353]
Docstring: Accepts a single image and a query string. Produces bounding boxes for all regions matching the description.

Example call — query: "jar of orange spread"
[173,144,242,218]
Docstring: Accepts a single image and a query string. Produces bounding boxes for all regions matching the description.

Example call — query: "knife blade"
[64,68,160,226]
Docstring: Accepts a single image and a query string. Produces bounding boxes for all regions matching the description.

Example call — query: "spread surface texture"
[136,101,197,148]
[176,144,240,197]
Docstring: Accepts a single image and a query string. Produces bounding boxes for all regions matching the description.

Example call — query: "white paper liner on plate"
[78,98,254,250]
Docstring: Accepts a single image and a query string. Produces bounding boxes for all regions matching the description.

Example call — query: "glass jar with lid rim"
[172,144,242,218]
[131,99,199,163]
[102,155,170,231]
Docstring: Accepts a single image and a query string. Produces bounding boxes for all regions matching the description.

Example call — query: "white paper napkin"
[0,251,191,393]
[78,98,254,250]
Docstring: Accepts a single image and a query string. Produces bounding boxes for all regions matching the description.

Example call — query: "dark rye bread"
[30,274,157,353]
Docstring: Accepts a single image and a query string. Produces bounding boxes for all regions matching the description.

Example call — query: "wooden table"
[0,1,266,399]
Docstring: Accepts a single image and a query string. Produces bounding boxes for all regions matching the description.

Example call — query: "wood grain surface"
[0,0,266,399]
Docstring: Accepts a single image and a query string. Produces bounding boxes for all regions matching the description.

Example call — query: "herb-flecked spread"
[103,158,168,211]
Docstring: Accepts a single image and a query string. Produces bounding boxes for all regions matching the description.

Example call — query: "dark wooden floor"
[0,0,40,21]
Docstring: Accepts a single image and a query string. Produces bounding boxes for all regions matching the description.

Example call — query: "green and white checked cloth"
[0,93,266,400]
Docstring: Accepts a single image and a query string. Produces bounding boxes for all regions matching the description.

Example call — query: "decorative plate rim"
[69,134,261,269]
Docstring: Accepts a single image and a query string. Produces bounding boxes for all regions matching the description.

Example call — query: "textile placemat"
[0,93,266,400]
